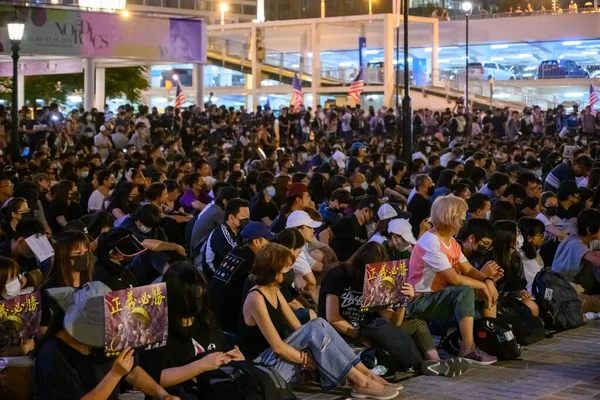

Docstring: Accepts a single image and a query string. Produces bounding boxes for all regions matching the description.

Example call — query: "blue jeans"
[254,318,360,391]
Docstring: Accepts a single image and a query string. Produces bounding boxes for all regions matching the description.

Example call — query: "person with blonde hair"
[407,195,502,366]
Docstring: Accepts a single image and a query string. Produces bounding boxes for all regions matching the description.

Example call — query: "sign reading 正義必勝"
[0,7,207,63]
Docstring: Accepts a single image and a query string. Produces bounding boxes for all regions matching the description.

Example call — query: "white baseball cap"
[388,219,417,245]
[286,210,322,229]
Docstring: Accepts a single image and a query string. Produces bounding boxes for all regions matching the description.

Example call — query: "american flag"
[175,80,186,110]
[349,68,364,103]
[590,83,599,108]
[290,73,304,107]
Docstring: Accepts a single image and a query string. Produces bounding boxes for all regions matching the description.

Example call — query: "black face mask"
[286,165,296,174]
[524,196,538,209]
[473,245,491,257]
[72,254,89,271]
[514,155,524,162]
[545,206,559,217]
[237,218,250,229]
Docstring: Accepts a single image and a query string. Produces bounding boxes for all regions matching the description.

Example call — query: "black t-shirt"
[346,157,362,176]
[209,246,256,333]
[491,115,507,137]
[558,202,581,220]
[139,315,228,397]
[47,200,83,234]
[330,215,368,262]
[249,194,279,223]
[318,265,377,330]
[408,193,431,239]
[269,212,288,234]
[34,337,118,400]
[93,258,138,291]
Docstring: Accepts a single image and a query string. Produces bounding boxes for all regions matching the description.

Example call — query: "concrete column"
[83,58,95,111]
[256,0,265,22]
[17,66,24,108]
[383,14,395,108]
[95,67,105,109]
[193,63,204,109]
[250,26,261,112]
[300,29,308,78]
[310,22,321,109]
[431,20,439,85]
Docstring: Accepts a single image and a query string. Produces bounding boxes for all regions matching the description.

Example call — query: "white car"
[466,62,516,80]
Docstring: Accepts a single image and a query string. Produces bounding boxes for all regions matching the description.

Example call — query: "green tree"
[0,66,149,106]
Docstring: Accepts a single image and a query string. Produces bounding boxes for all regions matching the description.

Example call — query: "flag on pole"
[290,73,304,107]
[348,68,365,103]
[175,81,186,110]
[589,83,599,108]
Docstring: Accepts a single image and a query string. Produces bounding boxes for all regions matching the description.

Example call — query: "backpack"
[497,297,545,346]
[474,317,521,361]
[191,360,297,400]
[532,269,584,331]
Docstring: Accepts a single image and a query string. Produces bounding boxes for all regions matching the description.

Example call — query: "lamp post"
[219,3,228,25]
[321,0,325,18]
[401,0,412,165]
[462,1,472,113]
[7,15,24,162]
[369,0,373,15]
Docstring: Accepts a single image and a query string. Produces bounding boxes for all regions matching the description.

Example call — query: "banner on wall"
[0,7,207,63]
[0,58,83,77]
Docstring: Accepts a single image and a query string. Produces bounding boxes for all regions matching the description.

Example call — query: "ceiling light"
[563,41,582,46]
[490,44,509,49]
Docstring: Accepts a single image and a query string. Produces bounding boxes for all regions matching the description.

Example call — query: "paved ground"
[122,320,600,400]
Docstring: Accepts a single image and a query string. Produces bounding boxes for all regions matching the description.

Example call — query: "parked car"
[466,62,516,80]
[537,59,589,79]
[509,65,536,80]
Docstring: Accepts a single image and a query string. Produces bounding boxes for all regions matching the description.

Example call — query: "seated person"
[0,218,52,277]
[209,222,274,333]
[238,243,400,399]
[457,218,495,269]
[485,221,538,316]
[407,196,500,365]
[517,217,545,293]
[35,282,178,400]
[320,241,469,377]
[379,218,418,260]
[0,256,35,356]
[140,261,280,399]
[551,209,600,313]
[285,210,323,294]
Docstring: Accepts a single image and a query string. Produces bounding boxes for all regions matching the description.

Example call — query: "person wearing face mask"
[350,171,369,193]
[380,218,419,261]
[556,180,582,224]
[270,183,312,234]
[543,154,593,193]
[88,169,116,213]
[198,198,250,279]
[93,228,146,290]
[385,161,410,198]
[249,173,279,227]
[408,175,435,240]
[484,221,538,317]
[0,256,35,356]
[317,188,352,233]
[324,196,379,262]
[208,222,274,333]
[1,197,31,241]
[0,218,50,277]
[347,142,368,176]
[517,217,545,294]
[457,218,496,271]
[180,172,213,214]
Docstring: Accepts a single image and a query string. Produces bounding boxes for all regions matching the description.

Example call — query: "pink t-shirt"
[408,231,467,293]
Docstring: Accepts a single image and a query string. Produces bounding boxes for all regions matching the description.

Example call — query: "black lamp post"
[8,15,25,162]
[462,1,472,113]
[401,0,412,164]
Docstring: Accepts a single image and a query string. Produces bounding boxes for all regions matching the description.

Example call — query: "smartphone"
[22,147,30,157]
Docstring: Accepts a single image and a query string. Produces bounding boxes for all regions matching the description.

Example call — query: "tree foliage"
[0,66,149,106]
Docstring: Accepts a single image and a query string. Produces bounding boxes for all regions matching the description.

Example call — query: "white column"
[95,67,105,109]
[17,66,24,108]
[250,26,261,112]
[431,20,439,85]
[193,63,205,109]
[310,22,321,109]
[256,0,265,22]
[83,58,95,111]
[383,14,395,108]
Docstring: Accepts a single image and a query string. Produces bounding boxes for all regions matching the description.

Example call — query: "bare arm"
[325,294,360,339]
[261,217,273,227]
[191,200,207,211]
[142,239,186,256]
[583,250,600,267]
[125,367,172,400]
[438,266,486,290]
[56,215,68,227]
[545,224,569,240]
[81,372,122,400]
[278,291,302,330]
[318,228,333,246]
[112,208,126,219]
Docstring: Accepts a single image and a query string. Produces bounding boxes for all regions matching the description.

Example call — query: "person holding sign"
[34,282,180,400]
[319,242,468,377]
[239,243,400,400]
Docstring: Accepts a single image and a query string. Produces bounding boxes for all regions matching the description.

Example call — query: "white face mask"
[343,185,351,192]
[80,171,89,178]
[516,233,524,250]
[138,224,152,234]
[5,277,20,298]
[361,182,369,190]
[379,177,386,185]
[485,210,491,220]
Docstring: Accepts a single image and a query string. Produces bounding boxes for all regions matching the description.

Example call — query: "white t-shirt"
[439,152,453,167]
[292,245,316,277]
[88,189,106,212]
[518,249,543,293]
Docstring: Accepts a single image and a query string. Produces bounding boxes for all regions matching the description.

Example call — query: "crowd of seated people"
[0,100,599,400]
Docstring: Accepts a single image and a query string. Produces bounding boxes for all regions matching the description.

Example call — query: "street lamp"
[7,15,24,162]
[462,1,472,113]
[368,0,373,15]
[219,3,228,25]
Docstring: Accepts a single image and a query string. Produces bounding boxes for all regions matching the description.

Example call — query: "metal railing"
[441,8,599,20]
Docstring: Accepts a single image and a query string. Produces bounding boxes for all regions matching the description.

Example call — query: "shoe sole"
[351,389,400,400]
[463,357,497,366]
[422,358,470,377]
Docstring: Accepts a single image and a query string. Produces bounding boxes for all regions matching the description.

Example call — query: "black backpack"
[497,297,545,346]
[474,317,521,361]
[532,269,584,331]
